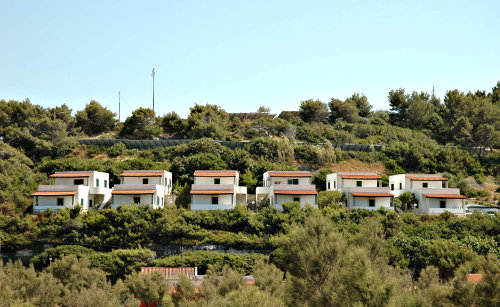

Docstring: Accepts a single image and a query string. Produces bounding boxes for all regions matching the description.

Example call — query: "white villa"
[111,170,172,209]
[388,174,466,215]
[256,171,318,210]
[326,172,394,210]
[32,171,112,212]
[190,170,247,210]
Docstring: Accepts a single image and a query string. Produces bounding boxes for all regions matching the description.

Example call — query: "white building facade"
[32,171,112,212]
[256,171,318,210]
[325,172,393,210]
[190,170,247,210]
[388,174,465,215]
[111,170,172,209]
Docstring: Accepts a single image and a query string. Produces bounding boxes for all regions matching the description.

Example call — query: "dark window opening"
[391,183,394,190]
[133,196,141,204]
[214,178,220,184]
[440,200,446,208]
[57,198,64,206]
[293,197,300,203]
[89,200,93,207]
[356,181,362,187]
[143,178,148,184]
[74,179,84,185]
[423,182,428,188]
[369,199,375,207]
[96,179,99,187]
[104,180,108,188]
[212,197,219,205]
[328,182,331,190]
[399,182,402,189]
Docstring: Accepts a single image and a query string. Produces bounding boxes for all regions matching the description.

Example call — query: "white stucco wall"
[33,185,89,212]
[270,194,317,211]
[112,193,163,209]
[268,176,311,186]
[191,194,235,210]
[122,176,163,185]
[347,196,393,210]
[194,177,237,185]
[326,173,337,191]
[388,174,406,197]
[341,179,378,189]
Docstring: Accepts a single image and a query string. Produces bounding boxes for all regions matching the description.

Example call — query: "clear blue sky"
[1,0,499,119]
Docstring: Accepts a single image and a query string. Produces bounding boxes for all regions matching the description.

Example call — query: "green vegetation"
[0,83,499,305]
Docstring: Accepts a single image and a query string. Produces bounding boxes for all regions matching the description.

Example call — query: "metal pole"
[152,68,155,112]
[118,92,120,123]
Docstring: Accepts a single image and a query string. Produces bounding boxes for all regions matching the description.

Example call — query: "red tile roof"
[351,192,394,197]
[467,274,482,284]
[274,190,318,195]
[193,170,237,177]
[121,171,164,177]
[268,171,312,177]
[423,193,467,199]
[190,190,234,195]
[338,174,381,179]
[49,172,92,178]
[406,175,447,181]
[32,191,77,196]
[112,190,156,195]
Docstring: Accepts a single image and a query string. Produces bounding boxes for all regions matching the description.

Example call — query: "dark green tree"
[119,107,161,139]
[75,100,117,135]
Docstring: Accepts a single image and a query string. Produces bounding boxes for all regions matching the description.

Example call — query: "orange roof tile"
[193,171,237,177]
[49,172,92,178]
[190,190,234,195]
[423,193,466,199]
[268,171,312,177]
[112,190,156,195]
[351,192,393,197]
[339,174,381,179]
[274,190,317,195]
[120,171,164,177]
[467,274,482,284]
[32,191,77,196]
[406,175,447,181]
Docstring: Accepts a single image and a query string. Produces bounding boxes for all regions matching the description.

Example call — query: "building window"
[104,180,108,188]
[35,196,39,206]
[422,182,428,188]
[57,198,64,206]
[440,200,446,208]
[328,182,330,190]
[80,199,84,207]
[157,196,160,205]
[377,181,380,187]
[212,197,219,205]
[74,179,84,185]
[133,196,140,204]
[89,200,93,208]
[293,197,300,203]
[356,181,362,187]
[369,199,375,207]
[121,177,124,184]
[214,178,220,184]
[96,179,99,187]
[143,178,148,184]
[391,183,394,190]
[334,181,336,188]
[442,181,446,188]
[399,182,402,189]
[288,179,299,185]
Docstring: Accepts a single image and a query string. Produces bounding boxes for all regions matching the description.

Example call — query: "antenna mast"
[151,68,155,112]
[118,91,121,122]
